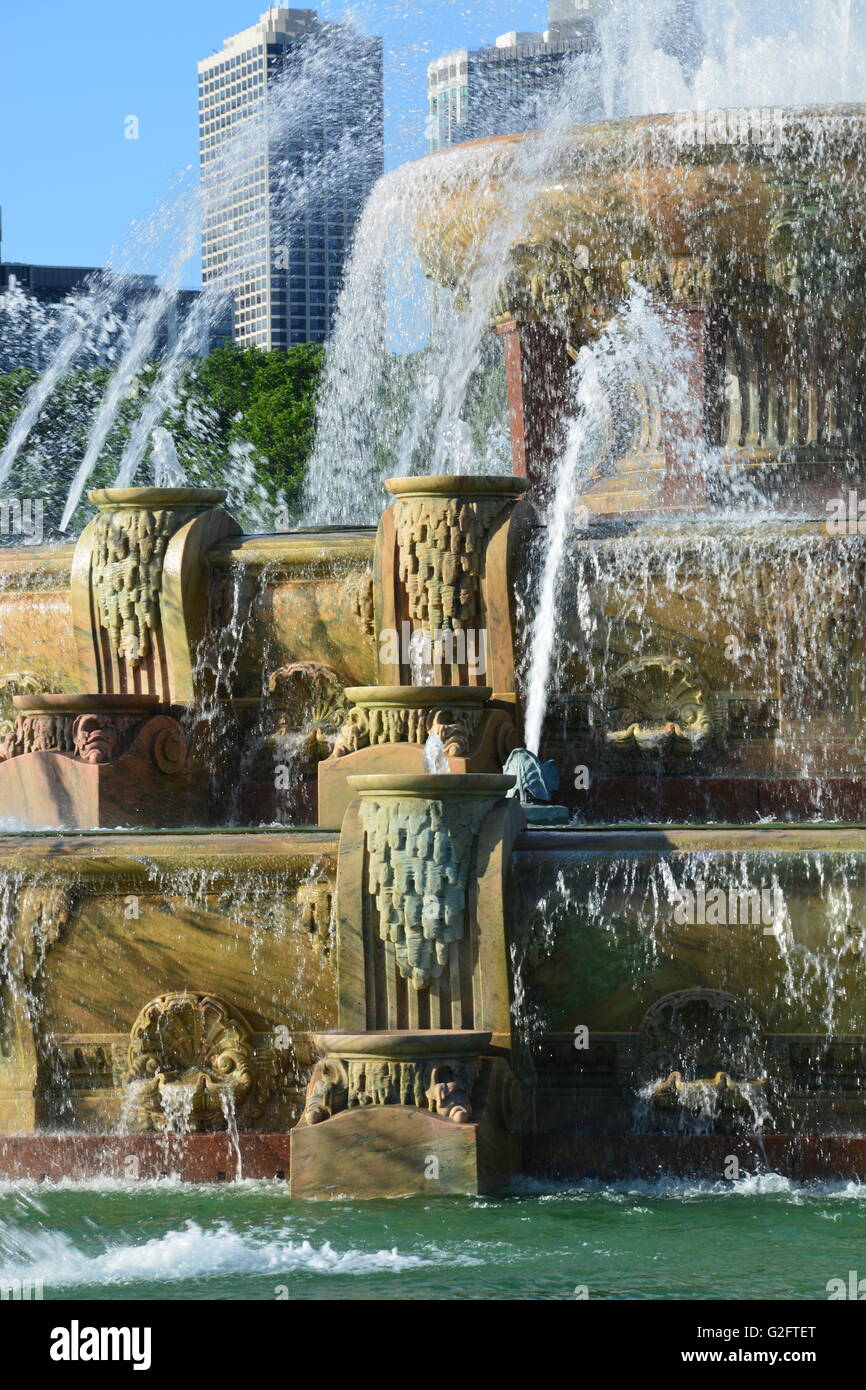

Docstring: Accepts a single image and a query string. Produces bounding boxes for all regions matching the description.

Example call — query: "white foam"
[521,1173,866,1200]
[0,1219,437,1287]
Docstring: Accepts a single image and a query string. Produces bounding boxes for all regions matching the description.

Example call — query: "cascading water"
[5,0,866,1287]
[303,0,866,528]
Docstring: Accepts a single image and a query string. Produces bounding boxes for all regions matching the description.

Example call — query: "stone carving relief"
[394,493,507,636]
[301,1053,481,1125]
[268,662,348,755]
[0,709,187,771]
[92,505,191,666]
[491,235,601,331]
[355,568,375,638]
[602,656,716,757]
[638,989,765,1089]
[332,702,483,758]
[123,991,262,1133]
[0,713,77,761]
[295,878,335,953]
[0,672,56,743]
[621,252,717,304]
[360,794,492,989]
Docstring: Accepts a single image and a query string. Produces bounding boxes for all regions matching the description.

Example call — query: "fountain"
[3,62,866,1192]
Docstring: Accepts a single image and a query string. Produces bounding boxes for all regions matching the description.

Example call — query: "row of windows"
[200,98,263,134]
[199,46,265,85]
[200,73,264,110]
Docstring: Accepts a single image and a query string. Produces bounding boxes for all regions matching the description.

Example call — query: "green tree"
[0,341,326,540]
[182,343,324,513]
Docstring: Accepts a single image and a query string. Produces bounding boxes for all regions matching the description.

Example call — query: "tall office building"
[197,7,383,350]
[427,1,603,152]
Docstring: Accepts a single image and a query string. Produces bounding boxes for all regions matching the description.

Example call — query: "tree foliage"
[0,343,325,540]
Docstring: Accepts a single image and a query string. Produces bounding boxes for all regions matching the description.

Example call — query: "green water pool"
[1,1175,862,1301]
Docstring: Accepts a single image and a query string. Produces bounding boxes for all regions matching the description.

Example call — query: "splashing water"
[0,21,382,534]
[150,427,186,488]
[423,732,450,775]
[303,0,866,527]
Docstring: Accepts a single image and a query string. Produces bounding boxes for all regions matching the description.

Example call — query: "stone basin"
[346,772,515,797]
[88,486,227,511]
[418,106,866,305]
[12,693,162,717]
[312,1029,492,1059]
[415,107,866,511]
[343,685,493,708]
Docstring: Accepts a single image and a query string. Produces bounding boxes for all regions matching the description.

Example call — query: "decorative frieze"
[333,700,483,758]
[0,696,187,773]
[300,1030,490,1126]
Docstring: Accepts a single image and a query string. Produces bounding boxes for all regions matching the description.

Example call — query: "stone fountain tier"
[418,106,866,512]
[284,770,527,1195]
[0,485,247,829]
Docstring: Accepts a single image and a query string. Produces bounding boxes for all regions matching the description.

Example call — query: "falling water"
[303,0,866,529]
[522,288,702,754]
[511,845,866,1068]
[423,732,450,774]
[0,271,141,492]
[150,426,186,488]
[220,1089,244,1181]
[57,204,200,530]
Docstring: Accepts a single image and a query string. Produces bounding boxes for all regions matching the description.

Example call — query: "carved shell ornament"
[268,662,348,740]
[603,656,715,757]
[638,989,765,1091]
[124,991,256,1132]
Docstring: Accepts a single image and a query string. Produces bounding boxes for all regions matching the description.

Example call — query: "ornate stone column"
[0,487,241,829]
[317,475,531,824]
[292,772,528,1198]
[374,474,530,693]
[71,487,240,702]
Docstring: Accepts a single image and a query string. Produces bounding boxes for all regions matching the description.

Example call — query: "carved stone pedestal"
[0,486,241,829]
[291,1030,525,1198]
[0,693,200,829]
[317,685,517,827]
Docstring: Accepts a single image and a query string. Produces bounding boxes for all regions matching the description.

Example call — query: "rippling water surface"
[1,1176,863,1300]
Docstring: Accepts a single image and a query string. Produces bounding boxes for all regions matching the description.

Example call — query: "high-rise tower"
[198,7,383,349]
[426,1,601,152]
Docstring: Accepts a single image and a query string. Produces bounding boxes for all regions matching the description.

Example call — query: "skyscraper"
[427,1,602,152]
[198,7,383,350]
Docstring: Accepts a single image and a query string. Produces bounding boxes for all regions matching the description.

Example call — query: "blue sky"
[0,1,548,283]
